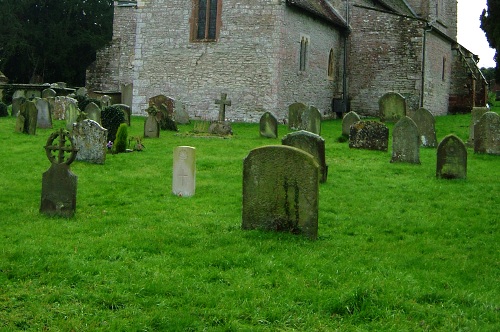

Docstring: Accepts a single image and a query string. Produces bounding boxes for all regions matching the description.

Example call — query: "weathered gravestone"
[172,146,196,197]
[174,100,190,124]
[113,104,131,126]
[468,107,490,146]
[121,83,133,108]
[391,116,420,164]
[342,111,361,136]
[282,130,328,183]
[242,145,319,240]
[259,111,278,138]
[302,106,322,135]
[65,99,80,130]
[72,120,107,164]
[76,87,88,97]
[144,115,160,138]
[474,111,500,155]
[16,100,38,135]
[149,94,174,117]
[101,95,112,107]
[379,92,406,122]
[436,134,467,179]
[11,97,26,117]
[209,93,232,135]
[85,102,102,124]
[42,88,57,99]
[40,128,79,217]
[53,96,69,120]
[349,121,389,151]
[288,102,307,130]
[36,98,52,129]
[410,108,437,148]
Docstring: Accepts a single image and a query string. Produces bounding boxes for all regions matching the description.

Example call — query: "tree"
[0,0,113,86]
[481,0,500,80]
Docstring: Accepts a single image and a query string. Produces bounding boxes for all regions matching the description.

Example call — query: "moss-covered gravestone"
[436,134,467,179]
[259,111,278,138]
[410,108,436,148]
[379,92,406,122]
[242,145,319,240]
[474,111,500,155]
[288,102,307,130]
[40,129,79,217]
[391,116,420,164]
[349,120,389,151]
[302,106,322,135]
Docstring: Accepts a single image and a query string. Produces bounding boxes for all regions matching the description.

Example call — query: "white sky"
[457,0,496,68]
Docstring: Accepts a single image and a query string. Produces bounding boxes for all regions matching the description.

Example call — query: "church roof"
[286,0,349,30]
[375,0,417,17]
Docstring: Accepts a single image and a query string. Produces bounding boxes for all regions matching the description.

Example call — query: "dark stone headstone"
[349,121,389,151]
[288,102,307,130]
[391,116,420,164]
[12,97,26,117]
[242,145,319,240]
[474,111,500,155]
[342,111,361,136]
[19,100,38,135]
[379,92,406,122]
[259,112,278,138]
[36,98,53,129]
[410,108,437,148]
[436,134,467,179]
[149,95,174,117]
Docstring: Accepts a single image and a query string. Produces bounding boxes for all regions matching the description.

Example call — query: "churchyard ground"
[0,108,498,331]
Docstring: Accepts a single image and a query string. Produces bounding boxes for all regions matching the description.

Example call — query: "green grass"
[0,109,499,331]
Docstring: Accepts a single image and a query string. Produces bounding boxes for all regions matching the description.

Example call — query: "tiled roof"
[286,0,349,30]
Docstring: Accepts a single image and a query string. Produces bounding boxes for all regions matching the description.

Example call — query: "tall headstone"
[391,116,420,164]
[144,115,160,138]
[19,100,38,135]
[410,108,437,148]
[282,130,328,183]
[42,88,57,99]
[242,145,319,240]
[474,111,500,155]
[468,107,489,146]
[40,129,79,217]
[36,98,53,129]
[379,92,406,122]
[174,100,190,124]
[121,83,133,108]
[65,99,80,131]
[301,106,322,135]
[172,146,196,197]
[113,104,131,126]
[349,121,389,151]
[72,120,108,164]
[288,102,307,130]
[436,134,467,179]
[342,111,361,136]
[259,112,278,138]
[85,102,102,125]
[11,97,26,117]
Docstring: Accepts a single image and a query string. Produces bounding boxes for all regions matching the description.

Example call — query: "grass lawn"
[0,108,499,331]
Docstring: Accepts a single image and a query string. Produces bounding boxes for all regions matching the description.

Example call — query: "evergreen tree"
[481,0,500,80]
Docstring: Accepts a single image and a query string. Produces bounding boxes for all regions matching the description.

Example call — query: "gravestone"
[121,83,133,107]
[209,93,232,135]
[474,111,500,155]
[15,114,25,133]
[174,100,190,124]
[101,95,112,107]
[72,120,108,164]
[17,100,38,135]
[12,90,25,100]
[65,100,80,131]
[410,108,437,148]
[85,102,101,124]
[436,134,467,179]
[172,146,196,197]
[149,94,174,117]
[215,93,231,122]
[144,115,160,138]
[391,116,420,164]
[468,107,489,146]
[42,88,57,99]
[379,92,406,122]
[52,96,67,120]
[242,145,319,240]
[76,87,88,97]
[342,111,361,136]
[301,106,322,135]
[282,130,328,183]
[12,97,26,117]
[259,111,278,138]
[36,98,52,129]
[349,121,389,151]
[288,102,307,130]
[40,128,79,217]
[113,104,131,126]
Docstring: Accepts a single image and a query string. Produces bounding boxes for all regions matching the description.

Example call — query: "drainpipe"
[421,24,433,108]
[342,0,349,113]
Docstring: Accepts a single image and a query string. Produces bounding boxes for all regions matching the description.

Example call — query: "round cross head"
[44,128,79,165]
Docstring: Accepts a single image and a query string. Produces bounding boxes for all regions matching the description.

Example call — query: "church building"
[86,0,487,121]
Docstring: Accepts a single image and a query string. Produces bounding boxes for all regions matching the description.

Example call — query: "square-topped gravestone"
[379,92,406,122]
[410,108,437,148]
[301,106,322,135]
[242,145,319,240]
[474,111,500,155]
[85,102,102,125]
[113,104,131,126]
[342,111,361,136]
[288,102,307,130]
[144,115,160,138]
[468,107,489,146]
[349,121,389,151]
[72,120,108,164]
[36,98,53,129]
[391,116,420,164]
[259,111,278,138]
[282,130,328,183]
[436,134,467,179]
[172,146,196,197]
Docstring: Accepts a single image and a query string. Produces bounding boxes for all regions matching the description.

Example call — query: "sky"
[457,0,496,68]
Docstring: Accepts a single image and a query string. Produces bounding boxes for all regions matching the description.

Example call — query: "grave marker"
[342,111,361,136]
[302,106,322,135]
[468,107,489,146]
[72,120,107,164]
[113,104,131,126]
[174,100,190,124]
[379,92,406,122]
[42,88,57,99]
[36,98,53,129]
[215,93,231,122]
[65,99,80,131]
[172,146,196,197]
[259,112,278,138]
[349,121,389,151]
[85,102,102,124]
[288,102,307,130]
[410,108,437,148]
[391,116,420,164]
[436,134,467,179]
[144,115,160,138]
[474,111,500,155]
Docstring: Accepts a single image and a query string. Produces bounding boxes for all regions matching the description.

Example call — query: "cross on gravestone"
[215,93,231,122]
[40,128,79,217]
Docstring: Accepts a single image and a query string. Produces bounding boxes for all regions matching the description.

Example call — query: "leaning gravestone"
[85,102,102,125]
[301,106,322,135]
[40,128,79,217]
[72,120,108,164]
[144,115,160,138]
[468,107,489,146]
[282,130,328,183]
[174,100,190,124]
[113,104,131,126]
[342,111,361,136]
[288,102,307,130]
[436,134,467,179]
[410,108,437,148]
[391,116,420,164]
[65,99,80,131]
[242,145,319,240]
[379,92,406,122]
[474,111,500,155]
[259,111,278,138]
[172,146,196,197]
[36,98,52,129]
[349,121,389,151]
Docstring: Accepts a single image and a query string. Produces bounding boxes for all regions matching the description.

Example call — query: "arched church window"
[300,36,309,71]
[191,0,222,42]
[328,48,335,79]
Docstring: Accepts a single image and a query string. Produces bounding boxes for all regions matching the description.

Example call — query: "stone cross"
[215,93,231,122]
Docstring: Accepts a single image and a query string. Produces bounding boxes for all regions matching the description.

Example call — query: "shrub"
[0,102,8,117]
[1,84,15,105]
[101,105,125,142]
[114,123,128,153]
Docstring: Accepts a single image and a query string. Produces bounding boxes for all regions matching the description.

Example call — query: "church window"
[328,49,335,79]
[192,0,221,41]
[300,36,309,71]
[442,56,447,81]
